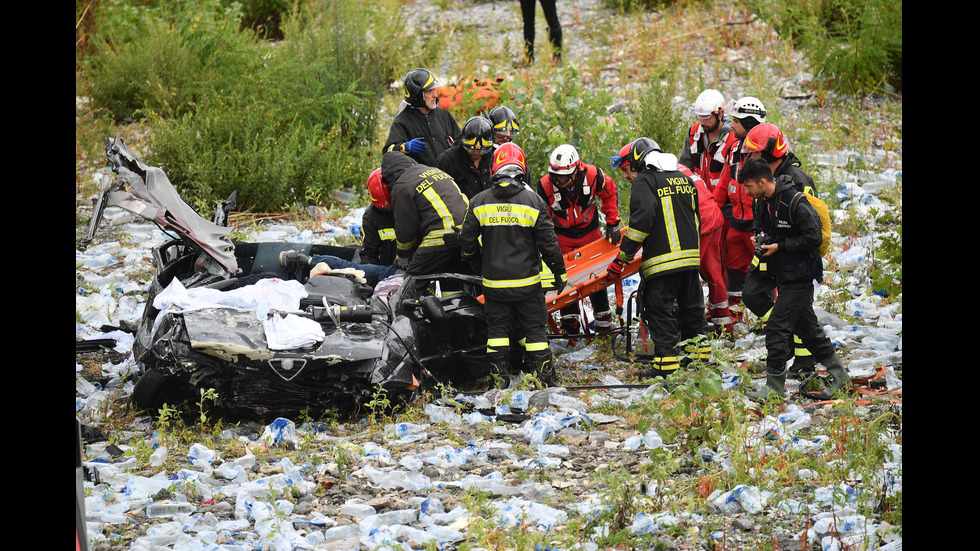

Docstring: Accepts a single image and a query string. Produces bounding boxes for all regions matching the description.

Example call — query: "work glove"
[609,154,623,168]
[396,255,411,270]
[606,257,625,279]
[401,137,426,154]
[553,273,567,295]
[605,222,622,245]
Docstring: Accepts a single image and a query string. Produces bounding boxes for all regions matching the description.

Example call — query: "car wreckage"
[83,137,515,419]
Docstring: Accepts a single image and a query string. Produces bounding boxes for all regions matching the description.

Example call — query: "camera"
[754,233,774,258]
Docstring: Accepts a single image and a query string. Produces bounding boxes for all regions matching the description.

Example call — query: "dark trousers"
[485,291,551,370]
[763,280,835,370]
[520,0,562,61]
[642,270,705,360]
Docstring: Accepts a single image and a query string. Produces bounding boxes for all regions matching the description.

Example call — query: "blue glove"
[610,154,623,168]
[401,137,426,154]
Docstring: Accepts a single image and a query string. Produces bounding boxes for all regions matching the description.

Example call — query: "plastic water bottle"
[145,501,195,518]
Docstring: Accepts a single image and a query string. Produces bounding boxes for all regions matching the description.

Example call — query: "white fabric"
[263,313,325,350]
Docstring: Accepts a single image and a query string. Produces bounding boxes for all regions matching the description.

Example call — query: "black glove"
[553,273,567,294]
[396,255,411,270]
[605,222,622,245]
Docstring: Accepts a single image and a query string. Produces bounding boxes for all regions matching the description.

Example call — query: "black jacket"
[435,142,493,200]
[619,166,701,280]
[459,177,566,301]
[382,151,469,261]
[756,175,824,284]
[360,205,396,266]
[383,106,461,167]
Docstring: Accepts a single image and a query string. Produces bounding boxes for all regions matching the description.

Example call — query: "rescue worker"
[678,89,738,335]
[737,157,849,400]
[459,143,568,385]
[717,96,767,318]
[279,168,400,286]
[536,144,621,338]
[741,123,819,378]
[612,142,727,337]
[360,167,398,267]
[383,68,461,167]
[487,105,520,145]
[381,151,470,275]
[606,138,709,378]
[436,116,495,200]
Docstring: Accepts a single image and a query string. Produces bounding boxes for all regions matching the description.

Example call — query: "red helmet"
[742,123,788,160]
[612,142,632,168]
[491,142,527,178]
[365,168,389,210]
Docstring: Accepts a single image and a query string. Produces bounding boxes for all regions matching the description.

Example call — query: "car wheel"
[131,369,193,413]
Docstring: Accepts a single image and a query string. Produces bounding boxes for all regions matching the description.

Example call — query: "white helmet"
[727,96,767,124]
[691,89,725,118]
[548,144,581,175]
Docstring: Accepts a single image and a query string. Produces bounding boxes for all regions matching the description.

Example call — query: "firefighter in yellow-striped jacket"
[606,138,709,378]
[459,143,568,385]
[382,151,470,275]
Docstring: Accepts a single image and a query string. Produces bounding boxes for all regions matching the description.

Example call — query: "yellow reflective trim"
[473,203,539,227]
[624,226,648,242]
[483,274,542,288]
[524,341,549,352]
[662,196,681,251]
[760,307,772,323]
[487,338,509,348]
[640,250,700,278]
[397,239,419,251]
[378,228,395,240]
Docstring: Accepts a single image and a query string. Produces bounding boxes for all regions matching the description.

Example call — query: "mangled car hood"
[82,137,239,275]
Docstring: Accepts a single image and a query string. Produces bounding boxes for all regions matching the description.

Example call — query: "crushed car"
[83,137,510,420]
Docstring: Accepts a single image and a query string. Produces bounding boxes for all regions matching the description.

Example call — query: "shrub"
[145,0,408,212]
[746,0,902,95]
[80,0,260,121]
[506,67,628,189]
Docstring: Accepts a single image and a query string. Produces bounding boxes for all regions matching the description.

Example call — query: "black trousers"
[641,270,705,360]
[520,0,562,60]
[762,280,835,370]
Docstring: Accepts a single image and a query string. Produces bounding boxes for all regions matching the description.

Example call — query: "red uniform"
[717,138,755,310]
[679,165,731,334]
[536,162,620,333]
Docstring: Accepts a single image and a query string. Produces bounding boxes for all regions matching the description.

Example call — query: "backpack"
[791,192,832,257]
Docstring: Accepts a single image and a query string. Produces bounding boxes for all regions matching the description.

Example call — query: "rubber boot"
[560,315,580,346]
[593,310,614,333]
[488,351,511,389]
[745,367,787,401]
[818,352,850,398]
[529,349,556,387]
[787,354,816,380]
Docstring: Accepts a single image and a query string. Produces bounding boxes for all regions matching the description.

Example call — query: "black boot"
[528,349,556,387]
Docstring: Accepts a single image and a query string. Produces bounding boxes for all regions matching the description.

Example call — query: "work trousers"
[763,280,835,370]
[641,270,705,362]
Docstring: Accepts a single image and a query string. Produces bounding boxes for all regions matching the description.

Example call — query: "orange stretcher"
[436,77,504,113]
[543,228,642,337]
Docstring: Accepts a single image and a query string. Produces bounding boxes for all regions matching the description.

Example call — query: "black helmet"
[404,68,439,109]
[460,116,494,152]
[488,106,520,137]
[629,137,661,172]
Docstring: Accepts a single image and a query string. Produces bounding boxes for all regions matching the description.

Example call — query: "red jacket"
[536,163,620,239]
[717,138,755,232]
[678,165,722,236]
[679,121,738,193]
